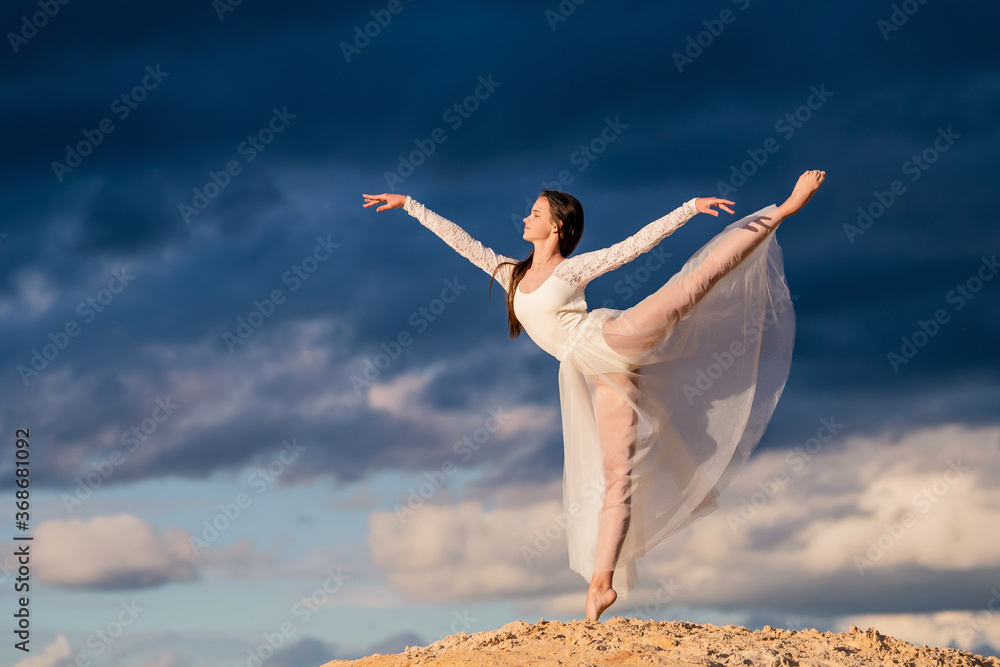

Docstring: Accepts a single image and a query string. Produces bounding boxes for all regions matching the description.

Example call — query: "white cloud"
[708,421,1000,568]
[138,316,357,430]
[12,634,72,667]
[369,482,582,603]
[368,369,435,419]
[34,514,197,589]
[367,422,1000,622]
[838,609,1000,656]
[367,367,556,439]
[624,422,1000,612]
[13,636,182,667]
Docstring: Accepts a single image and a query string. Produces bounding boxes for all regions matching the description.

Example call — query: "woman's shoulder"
[553,254,594,289]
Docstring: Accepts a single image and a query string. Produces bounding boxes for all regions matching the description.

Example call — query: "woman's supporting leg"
[602,170,825,358]
[586,370,639,621]
[583,170,824,619]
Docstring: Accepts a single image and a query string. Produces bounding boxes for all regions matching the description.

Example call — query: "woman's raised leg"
[586,370,640,621]
[601,170,825,358]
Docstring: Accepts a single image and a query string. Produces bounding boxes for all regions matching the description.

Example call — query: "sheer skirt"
[556,204,795,598]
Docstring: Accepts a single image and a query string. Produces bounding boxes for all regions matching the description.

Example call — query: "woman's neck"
[530,240,563,269]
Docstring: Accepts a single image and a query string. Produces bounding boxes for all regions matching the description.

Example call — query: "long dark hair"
[489,189,584,338]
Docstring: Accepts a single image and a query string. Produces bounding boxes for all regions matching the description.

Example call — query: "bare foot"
[585,585,617,621]
[777,170,826,217]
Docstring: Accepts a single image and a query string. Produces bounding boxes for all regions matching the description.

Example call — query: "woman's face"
[523,196,559,242]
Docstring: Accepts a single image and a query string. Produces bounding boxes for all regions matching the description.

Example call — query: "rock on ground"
[323,616,1000,667]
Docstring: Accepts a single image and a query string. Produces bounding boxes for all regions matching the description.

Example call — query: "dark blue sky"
[1,1,999,664]
[2,0,996,490]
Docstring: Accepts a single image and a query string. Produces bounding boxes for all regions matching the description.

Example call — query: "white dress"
[402,195,795,598]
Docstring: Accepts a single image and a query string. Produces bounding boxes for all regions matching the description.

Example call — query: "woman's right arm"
[363,193,516,289]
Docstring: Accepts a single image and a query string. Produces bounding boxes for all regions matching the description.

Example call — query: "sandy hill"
[323,616,1000,666]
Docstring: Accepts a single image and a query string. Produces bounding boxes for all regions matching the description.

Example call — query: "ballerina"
[362,170,825,622]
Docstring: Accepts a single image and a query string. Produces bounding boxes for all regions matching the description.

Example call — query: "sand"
[323,617,1000,667]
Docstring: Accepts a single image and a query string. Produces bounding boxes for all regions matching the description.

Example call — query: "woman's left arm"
[557,197,736,288]
[558,197,732,287]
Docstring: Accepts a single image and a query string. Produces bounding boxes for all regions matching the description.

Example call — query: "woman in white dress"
[362,170,825,621]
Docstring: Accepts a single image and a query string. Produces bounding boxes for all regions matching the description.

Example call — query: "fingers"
[361,193,387,209]
[713,199,735,214]
[365,193,390,213]
[716,196,734,213]
[703,198,734,216]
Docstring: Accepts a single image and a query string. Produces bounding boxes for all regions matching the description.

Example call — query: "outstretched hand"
[362,193,407,212]
[695,197,735,217]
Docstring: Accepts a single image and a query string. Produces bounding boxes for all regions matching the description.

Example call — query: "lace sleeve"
[403,196,517,292]
[555,198,699,289]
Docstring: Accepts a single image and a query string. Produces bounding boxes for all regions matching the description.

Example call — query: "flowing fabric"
[553,205,794,597]
[401,196,795,598]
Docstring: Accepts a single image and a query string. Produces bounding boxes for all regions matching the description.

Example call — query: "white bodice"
[402,195,699,358]
[512,271,588,360]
